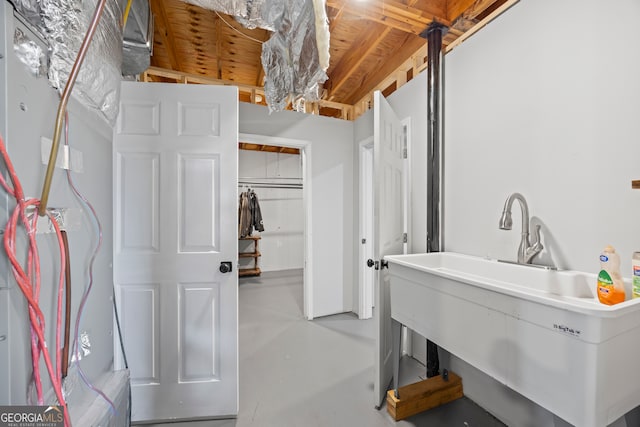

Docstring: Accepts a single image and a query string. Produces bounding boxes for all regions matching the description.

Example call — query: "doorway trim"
[358,137,374,320]
[239,133,314,319]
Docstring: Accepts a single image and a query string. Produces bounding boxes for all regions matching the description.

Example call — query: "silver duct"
[122,0,153,76]
[182,0,330,113]
[11,0,125,125]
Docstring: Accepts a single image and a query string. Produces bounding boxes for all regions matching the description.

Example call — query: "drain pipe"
[421,21,448,378]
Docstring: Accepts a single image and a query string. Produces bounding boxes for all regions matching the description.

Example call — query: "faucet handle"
[531,224,543,250]
[524,225,544,264]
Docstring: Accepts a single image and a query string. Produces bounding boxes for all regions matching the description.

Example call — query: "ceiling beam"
[341,34,426,104]
[326,0,449,35]
[328,3,345,32]
[151,0,180,70]
[326,25,392,101]
[447,0,501,21]
[327,0,423,101]
[255,32,269,87]
[215,13,223,79]
[446,0,517,52]
[449,0,505,32]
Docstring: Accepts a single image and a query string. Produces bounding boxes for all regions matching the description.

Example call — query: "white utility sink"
[385,252,640,427]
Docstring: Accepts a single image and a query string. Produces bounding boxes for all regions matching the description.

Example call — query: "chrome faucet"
[498,192,543,264]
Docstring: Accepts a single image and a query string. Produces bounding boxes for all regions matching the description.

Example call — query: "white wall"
[0,4,116,418]
[445,0,640,273]
[443,3,640,423]
[239,149,304,272]
[239,104,355,318]
[375,0,640,425]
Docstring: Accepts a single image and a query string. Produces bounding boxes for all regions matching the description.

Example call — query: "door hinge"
[367,259,388,270]
[402,233,407,243]
[402,125,408,159]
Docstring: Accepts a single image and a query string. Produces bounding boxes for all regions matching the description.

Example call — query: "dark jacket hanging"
[238,189,264,237]
[249,191,264,233]
[238,191,251,238]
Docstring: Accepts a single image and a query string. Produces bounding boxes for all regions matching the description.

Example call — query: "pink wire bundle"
[0,135,71,427]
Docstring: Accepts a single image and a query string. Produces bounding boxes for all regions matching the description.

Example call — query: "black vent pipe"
[420,21,448,379]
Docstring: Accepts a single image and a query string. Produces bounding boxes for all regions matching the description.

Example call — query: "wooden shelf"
[633,180,640,189]
[239,251,261,258]
[239,267,262,277]
[239,235,261,277]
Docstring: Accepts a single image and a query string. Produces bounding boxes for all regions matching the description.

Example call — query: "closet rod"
[238,181,302,189]
[239,176,301,180]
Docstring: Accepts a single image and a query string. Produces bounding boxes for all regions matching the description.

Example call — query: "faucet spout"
[499,193,542,264]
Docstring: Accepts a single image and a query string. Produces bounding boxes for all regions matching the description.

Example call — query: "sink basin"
[385,252,640,427]
[386,252,640,314]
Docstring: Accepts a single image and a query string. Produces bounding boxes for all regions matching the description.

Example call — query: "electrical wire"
[112,286,128,370]
[2,1,110,424]
[62,113,116,417]
[61,230,71,379]
[122,0,134,28]
[214,10,266,44]
[0,136,72,427]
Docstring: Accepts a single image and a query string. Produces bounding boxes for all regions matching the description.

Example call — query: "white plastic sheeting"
[183,0,330,112]
[10,0,125,124]
[184,0,274,30]
[13,27,46,76]
[10,0,42,27]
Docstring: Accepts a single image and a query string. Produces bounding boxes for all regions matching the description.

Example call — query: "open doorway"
[358,118,411,321]
[238,133,313,319]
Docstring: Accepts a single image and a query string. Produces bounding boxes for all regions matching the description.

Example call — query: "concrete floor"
[141,270,505,427]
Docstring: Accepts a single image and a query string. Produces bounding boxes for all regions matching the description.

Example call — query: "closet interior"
[238,142,304,277]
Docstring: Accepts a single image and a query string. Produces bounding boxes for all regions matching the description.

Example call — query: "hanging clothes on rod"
[238,188,264,238]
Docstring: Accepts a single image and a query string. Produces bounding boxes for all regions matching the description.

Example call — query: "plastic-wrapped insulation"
[182,0,329,113]
[261,0,327,112]
[9,0,43,28]
[122,0,153,76]
[42,0,125,125]
[13,27,47,77]
[183,0,274,30]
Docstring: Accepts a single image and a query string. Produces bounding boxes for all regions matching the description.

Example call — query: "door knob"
[219,261,233,273]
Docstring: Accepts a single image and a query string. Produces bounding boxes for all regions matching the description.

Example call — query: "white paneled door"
[114,82,238,422]
[373,91,405,407]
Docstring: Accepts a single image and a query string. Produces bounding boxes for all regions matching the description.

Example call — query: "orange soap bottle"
[597,245,626,305]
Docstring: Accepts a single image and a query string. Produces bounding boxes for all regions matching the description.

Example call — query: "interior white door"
[373,91,405,407]
[114,81,238,422]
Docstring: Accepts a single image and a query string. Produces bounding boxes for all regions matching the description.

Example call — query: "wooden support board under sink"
[386,371,464,421]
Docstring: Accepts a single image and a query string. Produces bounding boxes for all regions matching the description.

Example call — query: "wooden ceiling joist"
[327,26,392,101]
[146,0,519,121]
[239,142,300,155]
[151,1,180,70]
[326,0,447,35]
